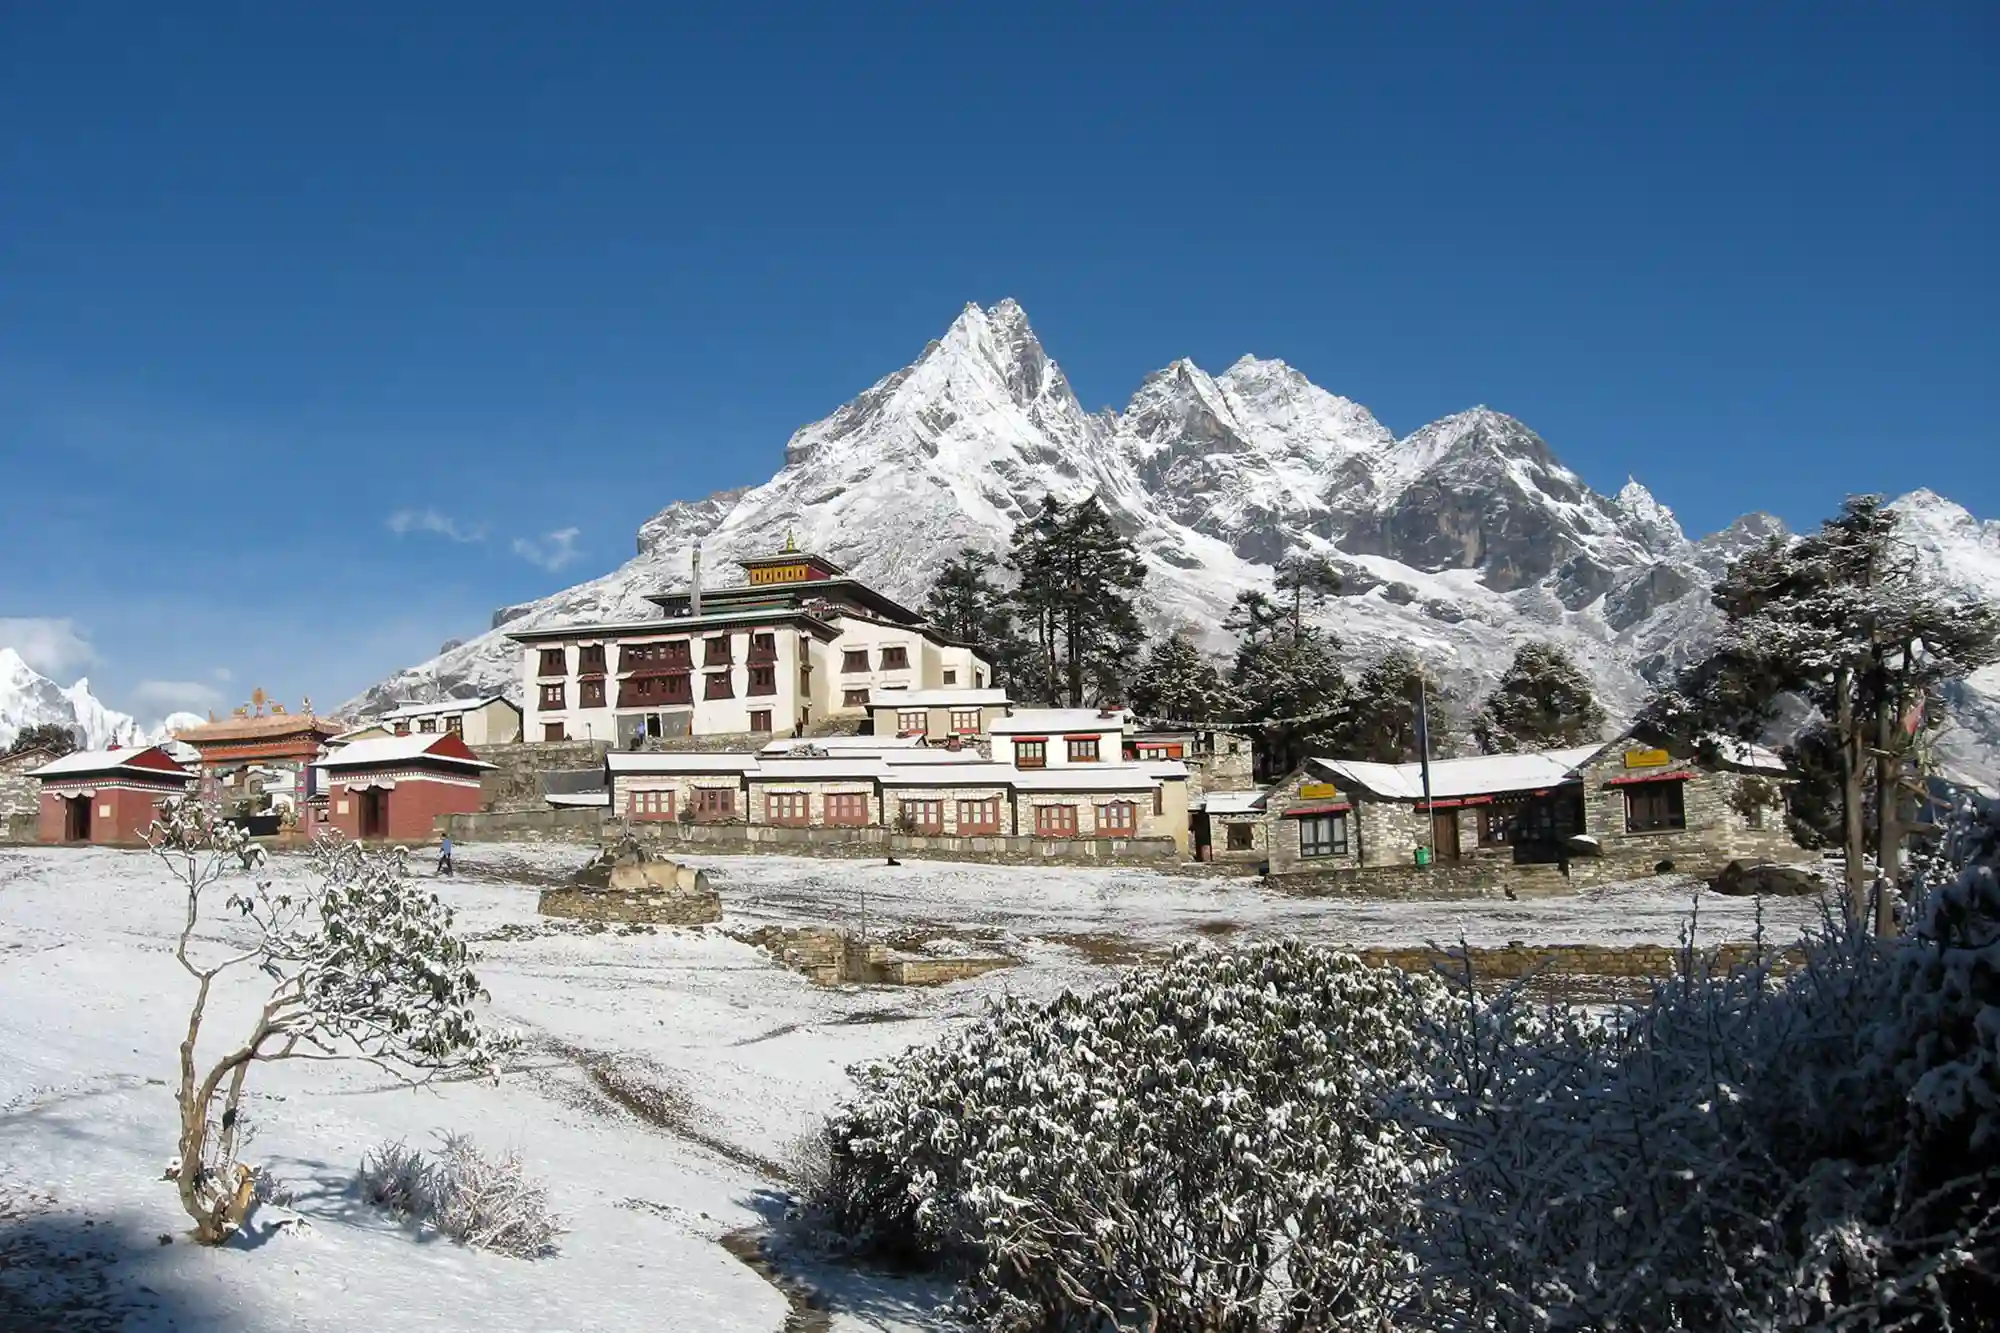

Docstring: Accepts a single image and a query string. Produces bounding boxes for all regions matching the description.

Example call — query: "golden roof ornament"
[782,529,798,554]
[249,687,269,717]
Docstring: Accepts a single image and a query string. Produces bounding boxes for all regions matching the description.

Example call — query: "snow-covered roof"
[380,696,516,720]
[989,709,1129,735]
[758,735,922,754]
[314,734,495,771]
[751,758,889,781]
[878,749,990,766]
[30,746,192,780]
[545,791,610,808]
[607,752,764,774]
[868,688,1010,709]
[1009,765,1166,793]
[1311,744,1606,801]
[1201,788,1270,815]
[878,762,1022,787]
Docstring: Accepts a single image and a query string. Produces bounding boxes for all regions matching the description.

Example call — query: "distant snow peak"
[1616,478,1686,550]
[0,651,157,751]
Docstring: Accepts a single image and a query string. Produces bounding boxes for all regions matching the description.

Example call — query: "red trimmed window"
[1015,740,1047,769]
[1298,813,1348,858]
[1067,737,1100,763]
[748,664,776,696]
[539,683,564,710]
[393,721,411,736]
[842,689,869,708]
[417,718,437,733]
[445,715,462,733]
[577,645,607,675]
[767,791,809,826]
[581,679,606,708]
[538,648,566,678]
[825,792,869,826]
[629,789,675,821]
[749,633,777,661]
[949,709,980,735]
[901,799,943,833]
[958,797,1001,833]
[1034,804,1079,837]
[705,671,733,700]
[694,787,734,820]
[1098,801,1137,835]
[749,709,772,733]
[897,710,927,736]
[841,650,869,673]
[704,637,732,666]
[1626,782,1686,833]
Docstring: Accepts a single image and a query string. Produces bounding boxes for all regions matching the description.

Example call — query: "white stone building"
[378,695,524,746]
[510,545,991,746]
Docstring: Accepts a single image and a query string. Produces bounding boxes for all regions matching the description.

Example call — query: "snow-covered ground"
[0,842,1838,1331]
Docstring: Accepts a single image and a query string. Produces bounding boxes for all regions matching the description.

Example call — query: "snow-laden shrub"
[355,1134,564,1259]
[357,1139,432,1216]
[811,940,1455,1332]
[1403,794,2000,1331]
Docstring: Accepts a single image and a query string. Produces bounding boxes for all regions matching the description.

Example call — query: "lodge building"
[603,709,1192,853]
[1200,729,1800,879]
[510,542,992,747]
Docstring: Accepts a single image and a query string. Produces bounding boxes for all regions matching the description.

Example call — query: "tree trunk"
[1873,690,1905,937]
[1835,666,1869,926]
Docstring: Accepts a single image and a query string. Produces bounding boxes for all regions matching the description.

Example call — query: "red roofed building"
[315,732,495,843]
[32,746,195,845]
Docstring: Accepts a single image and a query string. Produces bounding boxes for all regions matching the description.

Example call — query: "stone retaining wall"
[537,885,721,926]
[1272,860,1575,900]
[443,807,609,842]
[477,740,612,813]
[1356,941,1804,986]
[0,771,40,818]
[2,811,37,844]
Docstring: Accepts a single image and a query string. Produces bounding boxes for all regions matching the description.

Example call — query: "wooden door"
[66,796,91,842]
[1431,809,1461,862]
[360,789,388,839]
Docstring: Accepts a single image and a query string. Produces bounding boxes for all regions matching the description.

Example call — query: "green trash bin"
[1415,845,1432,868]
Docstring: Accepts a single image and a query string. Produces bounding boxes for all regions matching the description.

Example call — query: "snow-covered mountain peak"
[1887,488,2000,604]
[1615,478,1687,550]
[0,652,158,751]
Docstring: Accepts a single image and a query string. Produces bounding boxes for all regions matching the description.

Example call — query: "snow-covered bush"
[356,1133,564,1259]
[150,801,492,1244]
[357,1139,432,1215]
[1402,792,2000,1330]
[810,940,1455,1332]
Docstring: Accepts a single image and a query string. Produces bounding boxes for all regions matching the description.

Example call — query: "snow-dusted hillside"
[345,300,2000,785]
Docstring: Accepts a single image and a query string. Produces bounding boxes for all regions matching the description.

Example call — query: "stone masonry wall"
[478,740,612,812]
[0,769,41,817]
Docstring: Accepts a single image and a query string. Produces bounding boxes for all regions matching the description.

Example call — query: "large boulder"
[1709,859,1826,898]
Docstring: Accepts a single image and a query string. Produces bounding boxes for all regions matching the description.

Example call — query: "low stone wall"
[2,811,37,844]
[441,807,609,842]
[1356,941,1804,987]
[1272,859,1574,900]
[537,885,721,926]
[735,926,1014,986]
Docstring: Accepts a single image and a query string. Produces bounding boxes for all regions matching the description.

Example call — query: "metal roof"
[314,734,495,770]
[989,708,1130,735]
[868,688,1011,708]
[379,696,517,720]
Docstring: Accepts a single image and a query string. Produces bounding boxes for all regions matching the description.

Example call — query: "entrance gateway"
[64,795,92,842]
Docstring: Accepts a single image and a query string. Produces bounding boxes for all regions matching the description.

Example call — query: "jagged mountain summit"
[347,300,1999,787]
[0,648,194,752]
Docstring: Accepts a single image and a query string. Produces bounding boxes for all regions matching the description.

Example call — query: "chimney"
[690,546,703,618]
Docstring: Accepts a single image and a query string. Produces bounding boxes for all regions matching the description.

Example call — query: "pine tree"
[923,548,1023,688]
[1648,496,2000,927]
[1472,642,1607,754]
[1232,626,1349,777]
[5,721,79,757]
[1126,631,1239,723]
[1272,553,1343,644]
[1006,496,1148,708]
[1342,650,1448,762]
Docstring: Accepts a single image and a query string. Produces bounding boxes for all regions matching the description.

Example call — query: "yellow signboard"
[1299,782,1340,800]
[1623,748,1672,769]
[748,562,810,586]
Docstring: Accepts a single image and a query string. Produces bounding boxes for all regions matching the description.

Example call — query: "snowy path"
[0,842,1836,1330]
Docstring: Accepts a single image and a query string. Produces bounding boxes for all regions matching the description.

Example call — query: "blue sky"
[1,3,1992,719]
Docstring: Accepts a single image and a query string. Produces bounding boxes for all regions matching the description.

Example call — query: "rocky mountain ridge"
[345,300,2000,788]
